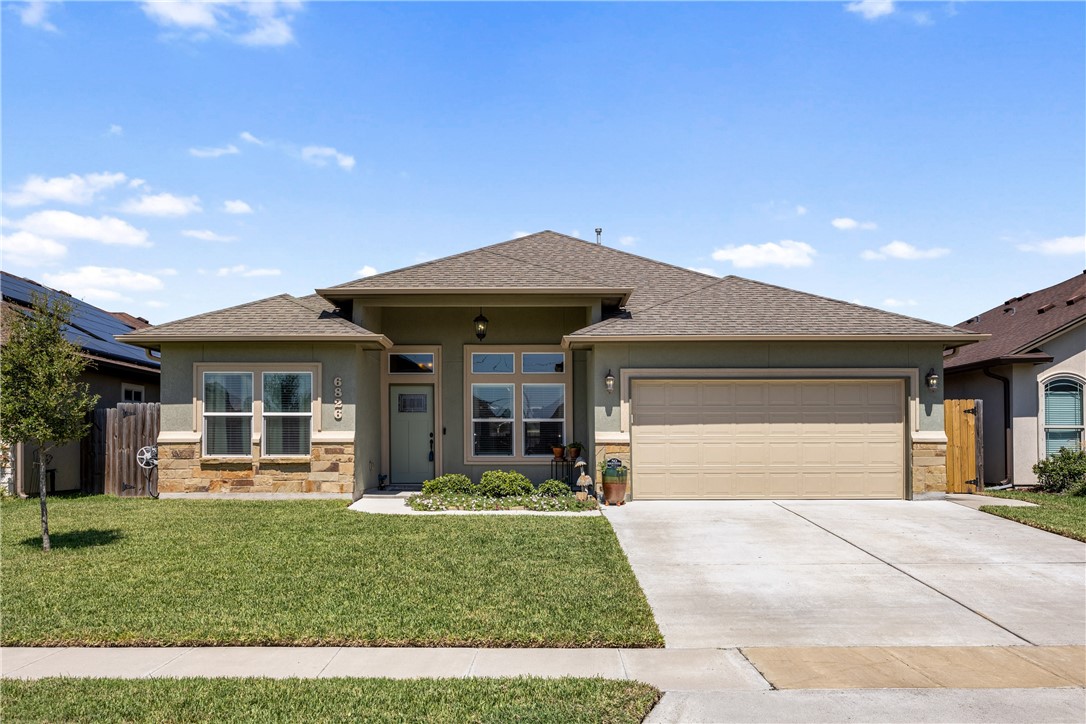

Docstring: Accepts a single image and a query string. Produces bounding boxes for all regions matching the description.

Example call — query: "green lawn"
[0,677,661,724]
[0,496,662,647]
[980,491,1086,542]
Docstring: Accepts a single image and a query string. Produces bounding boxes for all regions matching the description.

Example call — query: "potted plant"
[552,443,566,460]
[567,441,584,459]
[600,460,628,506]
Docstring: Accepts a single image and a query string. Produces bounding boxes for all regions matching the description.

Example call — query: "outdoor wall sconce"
[604,369,615,394]
[925,368,939,391]
[473,309,489,341]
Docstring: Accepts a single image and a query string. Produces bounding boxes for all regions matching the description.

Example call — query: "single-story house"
[119,231,983,500]
[945,271,1086,486]
[2,271,161,495]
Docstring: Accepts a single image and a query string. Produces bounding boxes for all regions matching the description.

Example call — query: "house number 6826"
[333,377,344,420]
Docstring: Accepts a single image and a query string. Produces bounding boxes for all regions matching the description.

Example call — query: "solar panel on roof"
[1,272,159,369]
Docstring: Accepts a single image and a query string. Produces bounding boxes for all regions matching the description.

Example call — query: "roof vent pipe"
[595,228,602,245]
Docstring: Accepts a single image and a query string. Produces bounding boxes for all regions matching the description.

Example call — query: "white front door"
[390,384,435,485]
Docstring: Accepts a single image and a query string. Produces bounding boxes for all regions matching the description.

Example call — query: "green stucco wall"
[589,340,948,435]
[158,342,359,436]
[381,306,587,483]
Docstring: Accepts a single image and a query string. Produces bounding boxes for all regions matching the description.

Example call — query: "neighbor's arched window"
[1043,378,1084,457]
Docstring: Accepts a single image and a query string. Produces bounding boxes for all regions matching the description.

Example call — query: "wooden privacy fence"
[103,402,160,497]
[945,398,983,493]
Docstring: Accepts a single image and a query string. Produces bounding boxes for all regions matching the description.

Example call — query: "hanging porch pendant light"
[474,309,489,341]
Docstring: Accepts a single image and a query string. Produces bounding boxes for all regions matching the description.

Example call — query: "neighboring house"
[1,272,161,495]
[944,271,1086,487]
[119,231,982,501]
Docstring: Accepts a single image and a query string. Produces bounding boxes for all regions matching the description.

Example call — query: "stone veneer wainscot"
[157,442,354,494]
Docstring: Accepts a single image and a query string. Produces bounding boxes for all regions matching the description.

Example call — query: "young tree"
[1,292,98,551]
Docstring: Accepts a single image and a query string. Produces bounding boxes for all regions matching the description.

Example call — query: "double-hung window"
[1044,378,1084,456]
[203,372,253,457]
[465,347,569,461]
[263,372,313,457]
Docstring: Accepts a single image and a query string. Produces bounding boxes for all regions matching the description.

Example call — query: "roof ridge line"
[728,275,972,335]
[281,293,374,334]
[127,292,295,333]
[584,275,729,331]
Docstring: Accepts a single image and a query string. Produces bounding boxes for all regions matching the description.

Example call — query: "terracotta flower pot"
[602,481,627,506]
[552,446,566,460]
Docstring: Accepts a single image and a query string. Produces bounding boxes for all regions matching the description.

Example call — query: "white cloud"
[43,266,165,303]
[831,217,877,231]
[301,145,355,171]
[215,264,281,278]
[12,210,149,246]
[120,192,201,217]
[189,143,240,158]
[108,124,124,136]
[618,235,638,247]
[1,231,67,267]
[239,131,264,145]
[18,0,57,31]
[861,240,950,261]
[141,1,301,47]
[356,265,378,278]
[5,171,128,207]
[141,1,218,29]
[128,178,147,189]
[712,240,816,269]
[1017,235,1085,256]
[569,229,581,238]
[795,205,808,216]
[222,199,253,214]
[846,0,895,20]
[511,230,531,239]
[183,229,236,242]
[883,298,919,308]
[687,266,720,277]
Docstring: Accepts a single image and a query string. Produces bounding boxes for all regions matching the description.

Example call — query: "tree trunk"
[38,447,50,552]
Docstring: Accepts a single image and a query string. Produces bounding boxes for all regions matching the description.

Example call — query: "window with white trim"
[203,372,253,457]
[522,383,565,456]
[1044,378,1084,457]
[262,372,313,457]
[465,347,569,461]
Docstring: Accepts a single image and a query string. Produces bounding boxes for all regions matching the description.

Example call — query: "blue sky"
[2,1,1083,326]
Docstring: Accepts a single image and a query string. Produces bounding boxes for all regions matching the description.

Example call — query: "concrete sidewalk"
[5,645,1083,690]
[1,647,765,692]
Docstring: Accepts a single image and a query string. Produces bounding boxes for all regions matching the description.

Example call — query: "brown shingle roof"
[117,293,389,347]
[945,272,1086,370]
[323,230,708,310]
[568,275,975,339]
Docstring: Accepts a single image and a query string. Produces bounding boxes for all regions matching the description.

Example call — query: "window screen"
[263,372,313,456]
[203,372,253,456]
[1044,379,1084,456]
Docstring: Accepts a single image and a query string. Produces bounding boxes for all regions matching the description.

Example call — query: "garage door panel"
[632,379,905,500]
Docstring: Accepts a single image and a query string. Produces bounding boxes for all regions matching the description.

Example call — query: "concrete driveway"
[603,500,1086,649]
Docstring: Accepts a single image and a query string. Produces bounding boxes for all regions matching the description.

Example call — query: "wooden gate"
[104,402,160,497]
[945,399,983,493]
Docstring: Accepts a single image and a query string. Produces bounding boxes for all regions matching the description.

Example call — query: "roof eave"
[562,333,989,349]
[1008,314,1086,355]
[116,333,393,350]
[316,286,635,306]
[945,352,1056,375]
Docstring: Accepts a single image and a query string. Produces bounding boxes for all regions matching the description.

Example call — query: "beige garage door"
[632,379,905,499]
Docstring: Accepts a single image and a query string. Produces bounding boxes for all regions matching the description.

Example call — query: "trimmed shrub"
[478,469,533,498]
[537,479,571,497]
[1033,448,1086,494]
[422,473,476,495]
